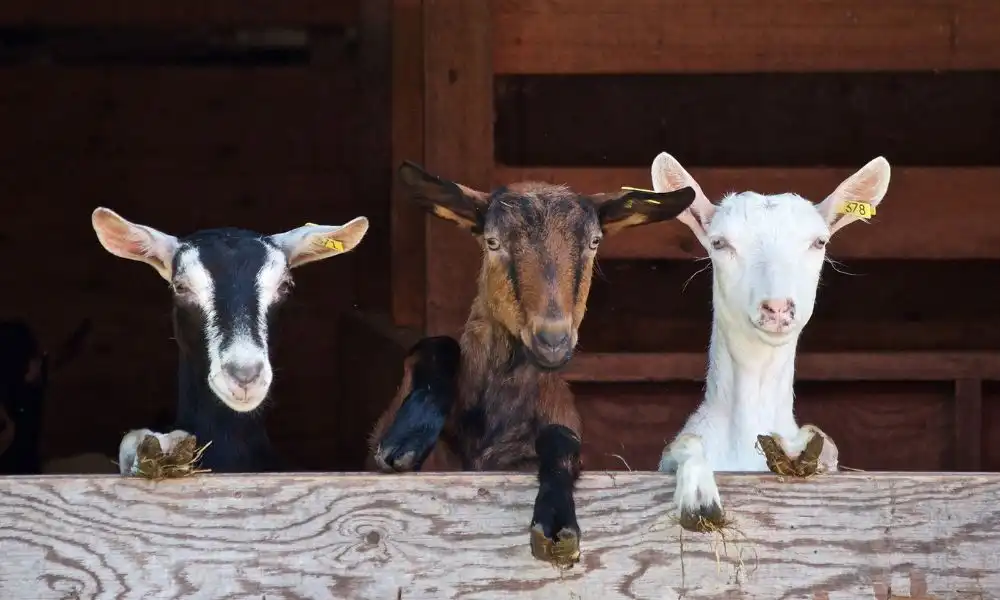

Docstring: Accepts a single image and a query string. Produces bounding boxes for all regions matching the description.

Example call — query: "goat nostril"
[760,299,794,316]
[536,330,570,349]
[224,362,264,387]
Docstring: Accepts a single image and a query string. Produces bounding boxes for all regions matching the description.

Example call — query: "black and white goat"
[91,208,369,474]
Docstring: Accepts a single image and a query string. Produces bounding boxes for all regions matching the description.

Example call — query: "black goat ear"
[398,161,490,233]
[591,186,697,235]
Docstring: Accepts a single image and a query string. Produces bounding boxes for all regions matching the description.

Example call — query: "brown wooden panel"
[494,0,1000,74]
[578,259,1000,353]
[390,0,427,329]
[495,167,1000,260]
[0,67,355,169]
[794,381,955,471]
[576,380,954,472]
[575,382,701,471]
[565,352,1000,383]
[495,72,1000,167]
[982,382,1000,472]
[422,0,493,337]
[954,379,984,471]
[0,0,358,26]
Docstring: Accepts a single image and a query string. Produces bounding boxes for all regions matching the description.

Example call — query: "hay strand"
[134,433,212,480]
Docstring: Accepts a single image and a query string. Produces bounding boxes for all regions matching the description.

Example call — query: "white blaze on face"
[174,244,288,413]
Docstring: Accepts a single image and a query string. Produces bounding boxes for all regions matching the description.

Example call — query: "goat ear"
[91,207,179,281]
[398,160,489,233]
[651,152,716,248]
[815,156,891,235]
[269,216,369,269]
[591,186,696,236]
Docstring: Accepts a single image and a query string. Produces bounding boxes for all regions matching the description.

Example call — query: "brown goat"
[368,161,696,565]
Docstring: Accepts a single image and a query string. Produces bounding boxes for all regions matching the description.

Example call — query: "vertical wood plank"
[954,378,983,471]
[355,0,392,314]
[422,0,493,336]
[390,0,429,329]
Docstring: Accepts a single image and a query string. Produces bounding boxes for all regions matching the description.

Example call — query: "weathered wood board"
[1,473,998,599]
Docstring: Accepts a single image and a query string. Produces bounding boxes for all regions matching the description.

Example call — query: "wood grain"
[1,473,998,599]
[493,0,1000,74]
[495,167,1000,261]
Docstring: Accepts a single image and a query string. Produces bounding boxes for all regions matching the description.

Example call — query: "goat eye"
[277,278,293,295]
[171,281,191,296]
[710,238,730,251]
[588,235,602,250]
[812,237,829,250]
[485,237,501,251]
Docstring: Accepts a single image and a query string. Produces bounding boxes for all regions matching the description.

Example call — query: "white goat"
[653,152,892,529]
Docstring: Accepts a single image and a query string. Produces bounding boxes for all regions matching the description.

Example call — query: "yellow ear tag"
[620,186,661,205]
[303,222,344,251]
[837,201,876,219]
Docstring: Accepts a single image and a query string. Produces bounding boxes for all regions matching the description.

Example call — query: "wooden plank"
[495,71,1000,168]
[576,380,956,472]
[391,0,428,329]
[493,0,1000,74]
[563,352,1000,383]
[422,0,493,336]
[495,167,1000,260]
[1,473,999,598]
[0,67,355,170]
[0,0,358,26]
[954,378,984,471]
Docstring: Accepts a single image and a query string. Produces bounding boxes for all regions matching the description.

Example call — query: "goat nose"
[760,298,795,316]
[536,329,570,349]
[224,362,264,387]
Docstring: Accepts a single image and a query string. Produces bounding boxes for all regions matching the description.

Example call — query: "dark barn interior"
[2,0,1000,475]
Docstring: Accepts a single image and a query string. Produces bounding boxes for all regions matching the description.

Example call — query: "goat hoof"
[678,502,727,533]
[758,433,825,478]
[373,444,420,473]
[530,523,580,567]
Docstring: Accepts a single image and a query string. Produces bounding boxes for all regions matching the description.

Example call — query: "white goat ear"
[816,156,891,235]
[651,152,716,247]
[91,207,179,281]
[269,216,369,269]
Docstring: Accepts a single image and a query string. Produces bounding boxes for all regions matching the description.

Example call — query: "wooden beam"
[422,0,493,336]
[390,0,428,329]
[494,0,1000,74]
[954,378,984,471]
[1,473,998,597]
[496,166,1000,260]
[0,0,358,26]
[563,352,1000,383]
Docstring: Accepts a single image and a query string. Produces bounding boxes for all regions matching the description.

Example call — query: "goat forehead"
[712,192,828,240]
[487,188,595,240]
[179,232,274,287]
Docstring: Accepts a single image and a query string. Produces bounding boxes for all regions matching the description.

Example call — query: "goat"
[651,152,892,530]
[368,161,696,564]
[91,208,369,474]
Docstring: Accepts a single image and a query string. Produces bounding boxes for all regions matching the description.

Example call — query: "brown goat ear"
[592,186,697,236]
[398,161,490,233]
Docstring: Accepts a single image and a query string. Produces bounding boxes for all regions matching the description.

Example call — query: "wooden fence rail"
[1,473,998,599]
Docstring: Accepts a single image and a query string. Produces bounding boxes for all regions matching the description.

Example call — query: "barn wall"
[0,1,390,469]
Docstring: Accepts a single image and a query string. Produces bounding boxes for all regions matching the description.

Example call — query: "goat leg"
[373,336,460,473]
[529,423,582,567]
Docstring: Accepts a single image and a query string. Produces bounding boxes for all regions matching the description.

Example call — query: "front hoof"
[530,523,580,567]
[373,444,417,473]
[678,501,727,533]
[757,433,825,478]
